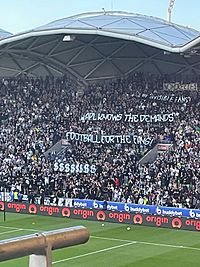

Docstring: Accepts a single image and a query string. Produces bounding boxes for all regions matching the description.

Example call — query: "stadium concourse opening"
[0,10,200,234]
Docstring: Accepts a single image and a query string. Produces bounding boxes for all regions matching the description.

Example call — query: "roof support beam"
[47,39,63,56]
[67,36,100,66]
[1,48,88,85]
[110,59,123,75]
[29,38,60,51]
[152,58,186,67]
[84,60,105,79]
[7,53,24,71]
[83,42,129,79]
[151,61,163,75]
[49,45,85,57]
[42,63,54,77]
[125,61,146,76]
[15,62,40,76]
[69,58,102,67]
[0,66,20,72]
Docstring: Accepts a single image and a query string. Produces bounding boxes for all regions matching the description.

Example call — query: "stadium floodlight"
[167,0,176,22]
[0,226,89,267]
[102,8,106,15]
[63,35,75,42]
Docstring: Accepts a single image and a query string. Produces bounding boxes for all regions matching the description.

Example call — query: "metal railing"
[0,226,89,267]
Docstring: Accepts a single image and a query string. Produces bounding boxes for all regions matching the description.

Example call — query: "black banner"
[53,162,96,173]
[80,112,176,123]
[137,93,191,104]
[1,202,200,232]
[66,132,153,146]
[163,82,198,91]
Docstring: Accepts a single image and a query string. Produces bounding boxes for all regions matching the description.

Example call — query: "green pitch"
[0,213,199,267]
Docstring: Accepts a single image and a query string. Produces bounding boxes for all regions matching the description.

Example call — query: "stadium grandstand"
[0,11,199,210]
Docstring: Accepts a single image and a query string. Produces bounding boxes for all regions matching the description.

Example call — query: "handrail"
[0,226,89,267]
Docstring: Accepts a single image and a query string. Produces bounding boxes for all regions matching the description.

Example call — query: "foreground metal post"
[0,226,89,267]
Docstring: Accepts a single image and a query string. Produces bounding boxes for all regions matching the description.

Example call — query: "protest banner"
[66,132,154,146]
[81,112,176,123]
[138,92,191,104]
[163,82,197,91]
[53,162,96,174]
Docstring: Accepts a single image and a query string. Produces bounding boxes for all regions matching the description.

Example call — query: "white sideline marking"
[52,235,200,264]
[52,242,136,264]
[0,229,24,235]
[91,236,200,252]
[0,225,42,232]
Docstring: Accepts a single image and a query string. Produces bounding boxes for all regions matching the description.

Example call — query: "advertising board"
[1,202,199,232]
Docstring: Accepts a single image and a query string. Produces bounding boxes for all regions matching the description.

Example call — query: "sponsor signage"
[157,143,173,151]
[71,199,200,219]
[0,192,13,202]
[0,202,199,232]
[0,193,200,219]
[0,192,28,202]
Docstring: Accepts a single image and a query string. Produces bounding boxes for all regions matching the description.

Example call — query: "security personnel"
[13,190,19,202]
[143,196,148,205]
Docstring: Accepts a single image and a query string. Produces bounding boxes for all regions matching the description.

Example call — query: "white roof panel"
[0,28,12,39]
[35,12,200,48]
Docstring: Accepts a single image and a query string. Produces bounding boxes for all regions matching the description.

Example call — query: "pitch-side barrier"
[0,226,89,267]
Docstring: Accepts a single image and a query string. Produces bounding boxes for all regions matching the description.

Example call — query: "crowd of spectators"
[0,73,199,209]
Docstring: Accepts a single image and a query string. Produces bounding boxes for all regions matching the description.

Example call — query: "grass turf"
[0,212,199,267]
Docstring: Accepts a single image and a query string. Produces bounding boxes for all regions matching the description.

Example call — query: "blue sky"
[0,0,199,34]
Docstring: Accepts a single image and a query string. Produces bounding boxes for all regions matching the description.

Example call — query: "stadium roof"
[36,12,200,49]
[0,28,12,40]
[1,11,200,83]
